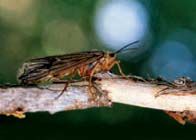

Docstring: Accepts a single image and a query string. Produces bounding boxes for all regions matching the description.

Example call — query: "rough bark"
[0,74,196,124]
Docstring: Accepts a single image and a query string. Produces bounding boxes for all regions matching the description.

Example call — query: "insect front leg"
[113,61,126,77]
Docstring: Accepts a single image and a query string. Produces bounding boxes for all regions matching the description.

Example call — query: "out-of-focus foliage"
[0,0,196,139]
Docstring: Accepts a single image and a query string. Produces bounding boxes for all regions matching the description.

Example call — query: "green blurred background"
[0,0,196,139]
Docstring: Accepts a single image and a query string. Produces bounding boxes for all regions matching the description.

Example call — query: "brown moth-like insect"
[17,41,139,97]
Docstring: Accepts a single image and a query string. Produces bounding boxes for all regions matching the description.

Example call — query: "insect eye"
[109,53,115,57]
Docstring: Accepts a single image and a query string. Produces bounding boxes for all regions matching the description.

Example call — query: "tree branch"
[0,73,196,124]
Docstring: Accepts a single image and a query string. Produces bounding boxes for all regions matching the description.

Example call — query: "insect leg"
[114,61,126,77]
[88,63,100,99]
[89,63,99,87]
[54,82,69,99]
[49,78,71,99]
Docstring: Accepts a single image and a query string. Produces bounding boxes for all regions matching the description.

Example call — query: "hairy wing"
[17,51,104,84]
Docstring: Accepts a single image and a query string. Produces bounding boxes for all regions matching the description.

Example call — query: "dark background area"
[0,0,196,139]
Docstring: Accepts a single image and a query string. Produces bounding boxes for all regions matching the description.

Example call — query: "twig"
[0,82,111,118]
[0,73,196,124]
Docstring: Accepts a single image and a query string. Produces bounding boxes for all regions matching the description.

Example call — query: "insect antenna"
[115,40,139,54]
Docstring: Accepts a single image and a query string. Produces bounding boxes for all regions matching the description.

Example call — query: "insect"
[17,41,139,97]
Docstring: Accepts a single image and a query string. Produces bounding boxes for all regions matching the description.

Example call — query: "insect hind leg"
[42,79,70,100]
[54,79,88,99]
[54,81,69,99]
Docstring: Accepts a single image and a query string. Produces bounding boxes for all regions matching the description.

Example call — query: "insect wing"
[17,51,104,84]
